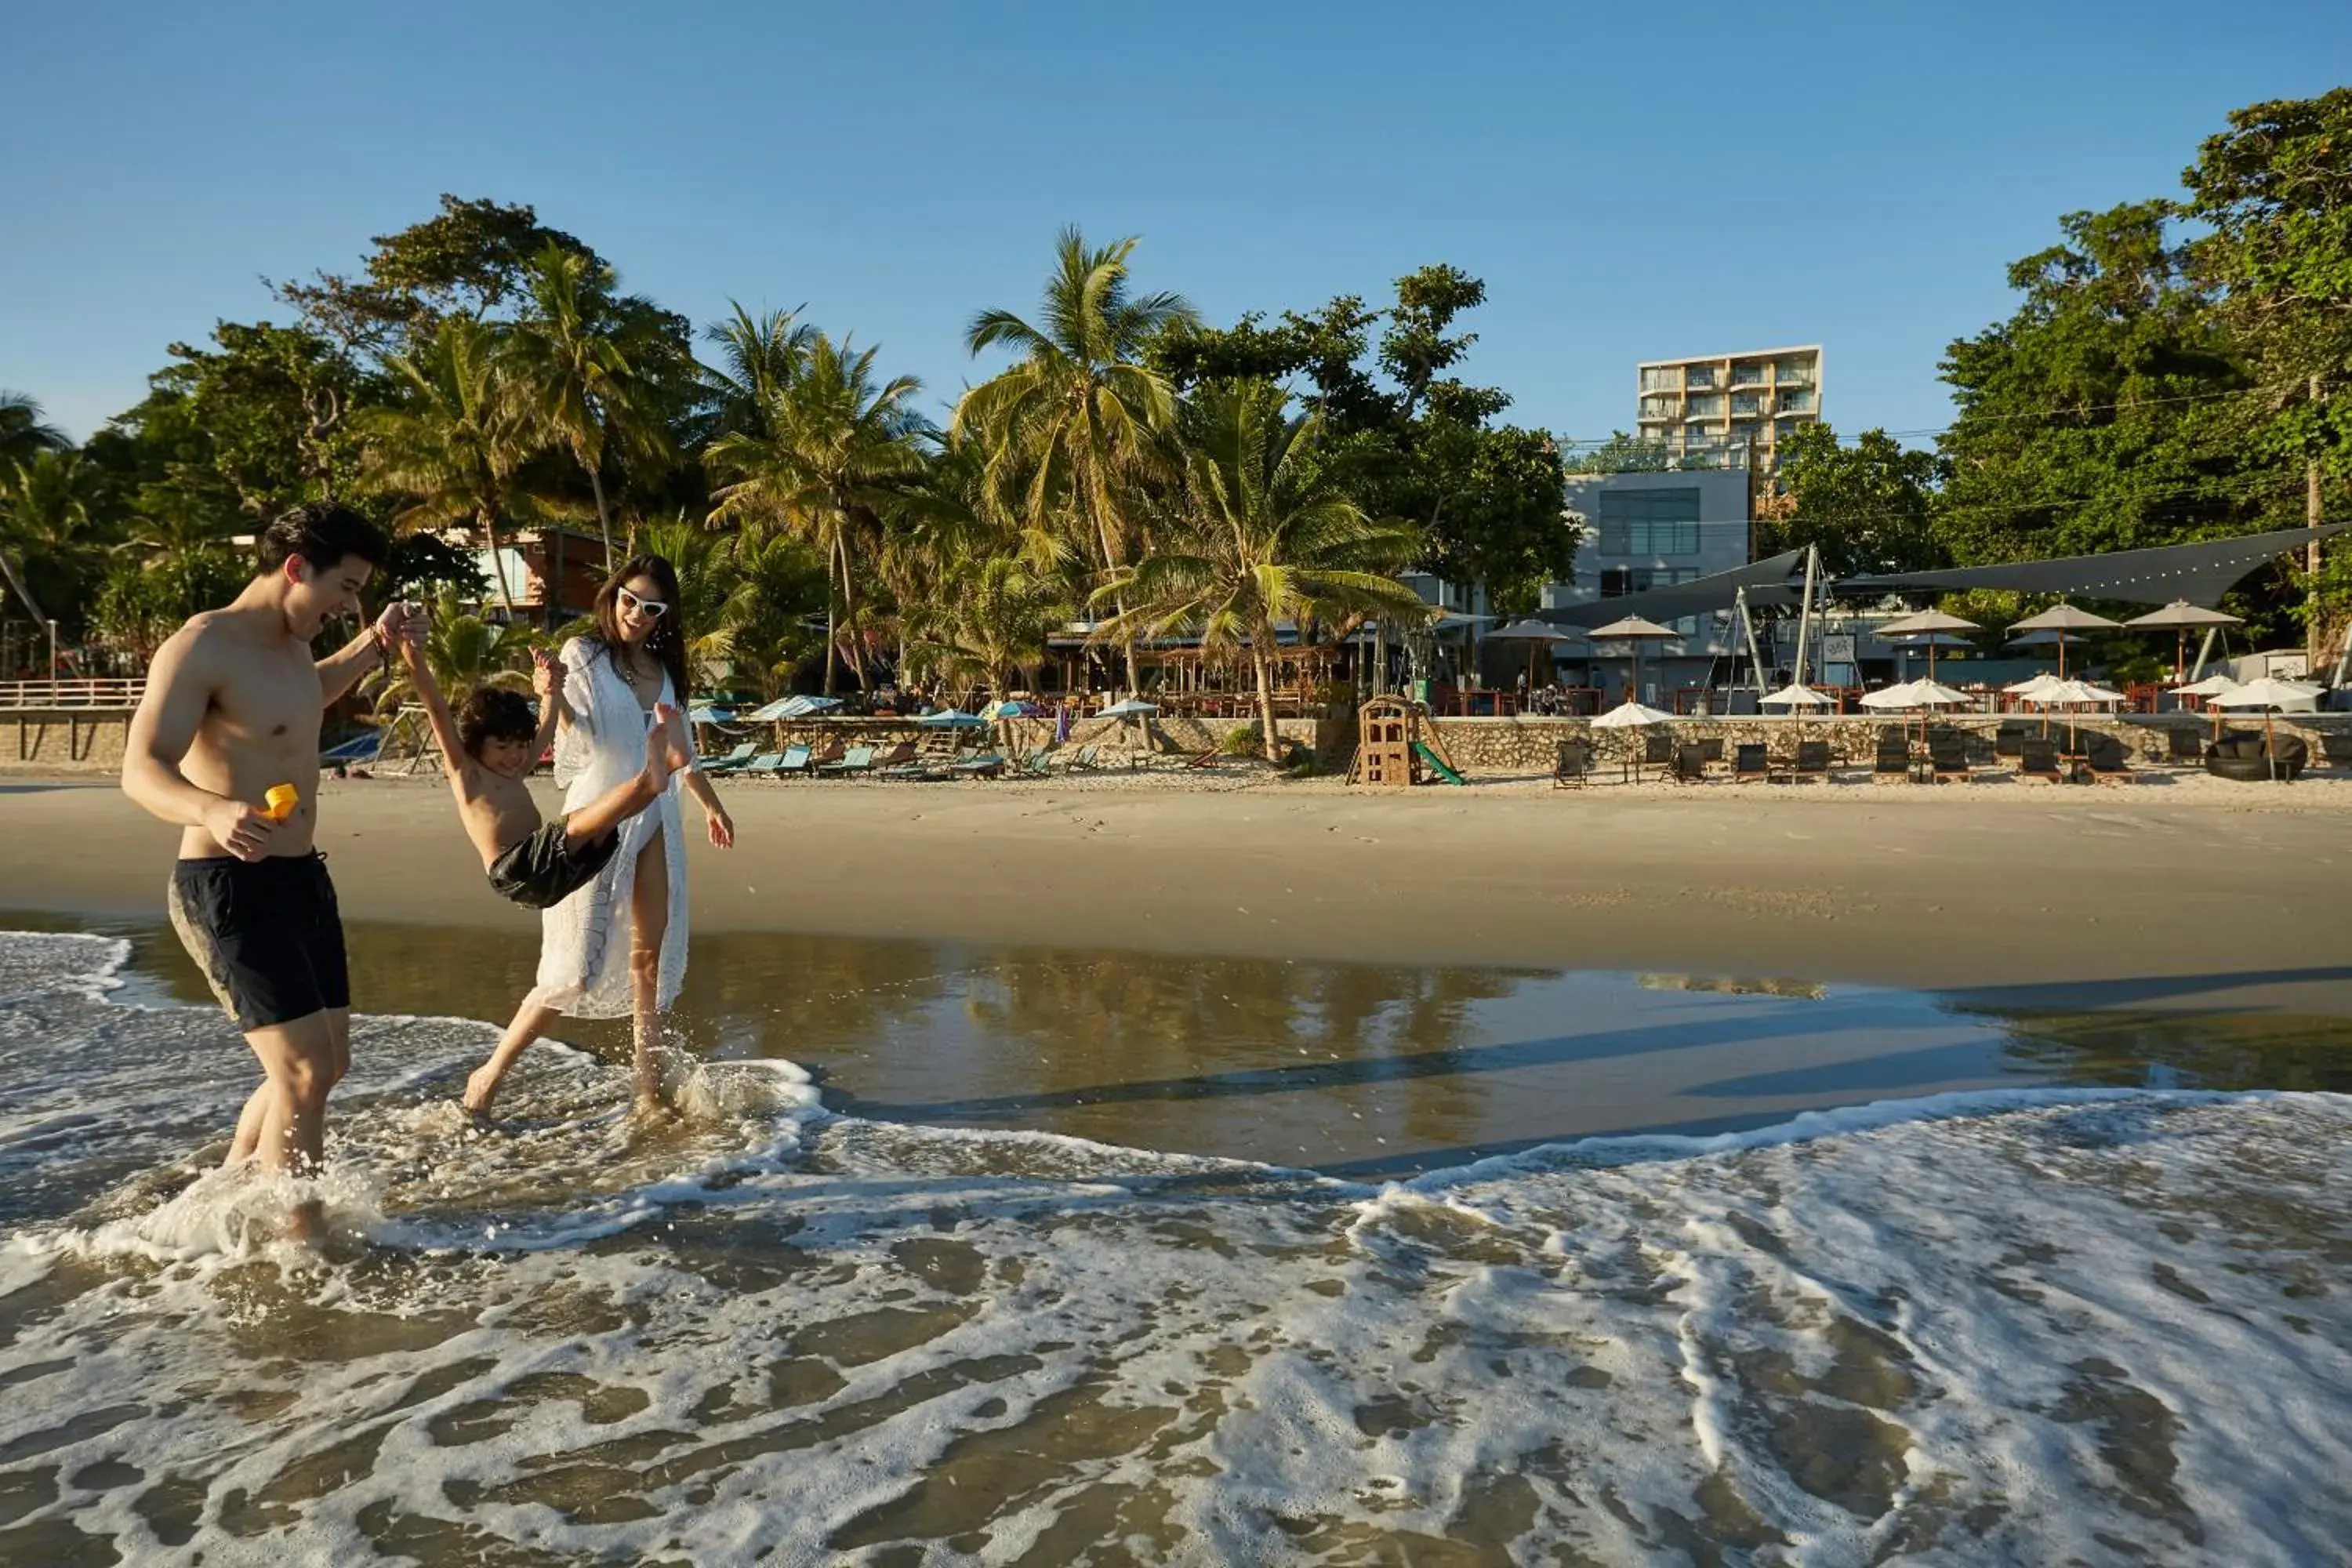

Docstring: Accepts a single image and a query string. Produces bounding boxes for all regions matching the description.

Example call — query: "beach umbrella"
[781,694,844,719]
[2004,671,2062,697]
[1859,681,1924,710]
[1877,608,1980,684]
[687,702,733,724]
[988,699,1043,720]
[2024,677,2125,750]
[2211,676,2323,768]
[1485,617,1581,696]
[2126,600,2242,683]
[916,707,989,728]
[1759,682,1833,708]
[1097,698,1160,717]
[744,697,797,721]
[1588,615,1680,707]
[2009,604,2120,680]
[1590,700,1677,728]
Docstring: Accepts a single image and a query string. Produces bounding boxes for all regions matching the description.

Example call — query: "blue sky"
[5,2,2347,445]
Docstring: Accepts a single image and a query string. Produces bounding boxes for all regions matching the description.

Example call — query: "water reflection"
[8,912,2350,1176]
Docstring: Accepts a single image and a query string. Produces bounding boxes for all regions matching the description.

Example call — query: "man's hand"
[376,599,427,656]
[201,797,278,863]
[532,648,560,700]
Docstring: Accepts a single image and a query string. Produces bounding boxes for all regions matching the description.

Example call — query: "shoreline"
[3,771,2347,1017]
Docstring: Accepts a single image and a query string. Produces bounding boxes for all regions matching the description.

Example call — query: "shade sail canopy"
[1875,609,1982,636]
[2125,600,2243,630]
[1590,701,1679,728]
[1539,549,1808,630]
[1838,523,2351,608]
[2011,603,2123,633]
[1759,682,1833,708]
[1586,615,1682,641]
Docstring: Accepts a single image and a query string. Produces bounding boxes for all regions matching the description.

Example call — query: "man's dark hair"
[457,687,538,760]
[256,503,391,577]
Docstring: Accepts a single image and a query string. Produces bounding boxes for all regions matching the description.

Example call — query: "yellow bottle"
[263,783,300,822]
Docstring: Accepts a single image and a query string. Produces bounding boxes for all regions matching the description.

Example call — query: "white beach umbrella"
[2005,671,2062,698]
[2171,673,2241,697]
[1859,681,1925,710]
[2210,675,2323,756]
[1909,679,1973,706]
[1590,700,1677,728]
[1759,682,1833,708]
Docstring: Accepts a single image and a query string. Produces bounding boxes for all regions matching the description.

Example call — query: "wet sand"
[2,771,2346,1016]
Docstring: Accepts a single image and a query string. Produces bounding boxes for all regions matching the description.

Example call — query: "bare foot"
[461,1065,503,1120]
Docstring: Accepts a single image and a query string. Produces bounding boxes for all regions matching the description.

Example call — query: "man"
[122,502,423,1240]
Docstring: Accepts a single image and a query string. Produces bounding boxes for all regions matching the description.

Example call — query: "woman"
[463,555,735,1116]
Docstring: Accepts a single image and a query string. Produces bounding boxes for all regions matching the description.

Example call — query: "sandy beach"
[4,768,2346,1014]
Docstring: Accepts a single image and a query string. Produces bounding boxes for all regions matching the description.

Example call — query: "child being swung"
[399,640,690,911]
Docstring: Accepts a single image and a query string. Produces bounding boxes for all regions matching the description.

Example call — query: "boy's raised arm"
[530,649,564,759]
[399,640,470,781]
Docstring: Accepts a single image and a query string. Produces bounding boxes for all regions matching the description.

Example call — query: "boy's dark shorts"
[168,853,351,1032]
[487,815,619,910]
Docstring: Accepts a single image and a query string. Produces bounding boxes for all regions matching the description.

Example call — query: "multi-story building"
[1535,471,1752,701]
[1635,345,1822,470]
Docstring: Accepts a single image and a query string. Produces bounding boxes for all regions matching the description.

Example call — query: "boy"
[400,637,690,910]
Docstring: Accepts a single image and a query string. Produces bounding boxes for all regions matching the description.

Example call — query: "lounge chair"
[869,740,919,777]
[1695,738,1724,768]
[770,742,813,777]
[820,743,877,778]
[699,741,759,775]
[1777,739,1832,783]
[1928,733,1973,782]
[951,750,1006,779]
[1872,736,1911,782]
[2084,733,2134,782]
[2314,731,2352,773]
[2019,737,2064,782]
[1731,742,1769,782]
[1552,740,1594,788]
[1059,743,1101,772]
[1993,721,2029,760]
[740,752,786,779]
[2205,732,2306,782]
[1668,742,1710,785]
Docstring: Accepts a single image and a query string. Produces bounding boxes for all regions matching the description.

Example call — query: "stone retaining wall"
[1425,713,2349,776]
[2,710,133,771]
[735,713,1331,762]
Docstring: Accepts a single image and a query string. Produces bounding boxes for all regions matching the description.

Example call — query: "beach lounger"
[699,742,759,775]
[1994,722,2029,760]
[1731,742,1768,782]
[1639,732,1675,781]
[2085,733,2134,782]
[1872,737,1911,782]
[2165,727,2206,765]
[2019,738,2064,782]
[1777,739,1832,783]
[820,743,877,777]
[1552,740,1594,788]
[1928,733,1973,782]
[1668,742,1710,785]
[952,750,1005,779]
[740,752,787,779]
[1059,743,1101,772]
[2314,731,2352,772]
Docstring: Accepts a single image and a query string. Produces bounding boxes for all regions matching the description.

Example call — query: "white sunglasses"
[618,587,670,620]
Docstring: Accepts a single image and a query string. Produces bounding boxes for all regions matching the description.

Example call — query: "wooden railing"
[0,679,147,711]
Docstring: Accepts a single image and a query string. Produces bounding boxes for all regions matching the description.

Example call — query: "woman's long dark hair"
[589,554,690,702]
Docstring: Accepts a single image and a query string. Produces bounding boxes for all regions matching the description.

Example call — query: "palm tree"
[0,448,102,632]
[0,392,71,470]
[699,303,814,441]
[705,332,927,692]
[357,317,541,614]
[915,552,1073,702]
[700,530,829,700]
[952,228,1196,693]
[1097,380,1426,762]
[502,244,674,570]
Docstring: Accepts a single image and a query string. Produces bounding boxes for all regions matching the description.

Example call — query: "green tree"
[503,243,679,568]
[367,587,535,724]
[913,552,1073,701]
[1562,430,1670,474]
[706,332,929,692]
[89,548,249,661]
[953,227,1197,692]
[699,529,829,700]
[1152,265,1570,616]
[1758,424,1944,576]
[274,194,600,358]
[2180,88,2352,650]
[699,303,815,441]
[1098,380,1425,762]
[356,317,545,615]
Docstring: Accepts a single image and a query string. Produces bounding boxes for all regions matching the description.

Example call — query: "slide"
[1413,741,1465,785]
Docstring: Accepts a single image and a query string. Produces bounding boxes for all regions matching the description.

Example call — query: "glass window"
[1686,394,1724,417]
[1595,489,1704,557]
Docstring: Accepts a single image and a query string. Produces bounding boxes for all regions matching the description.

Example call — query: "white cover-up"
[528,637,695,1018]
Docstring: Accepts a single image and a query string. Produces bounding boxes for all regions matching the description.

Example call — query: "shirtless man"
[121,502,423,1240]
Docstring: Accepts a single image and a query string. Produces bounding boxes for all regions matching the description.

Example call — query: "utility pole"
[2310,374,2325,664]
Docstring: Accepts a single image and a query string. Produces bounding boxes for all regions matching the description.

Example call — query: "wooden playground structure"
[1348,696,1465,786]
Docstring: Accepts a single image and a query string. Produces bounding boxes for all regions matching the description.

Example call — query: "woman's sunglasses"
[618,587,670,620]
